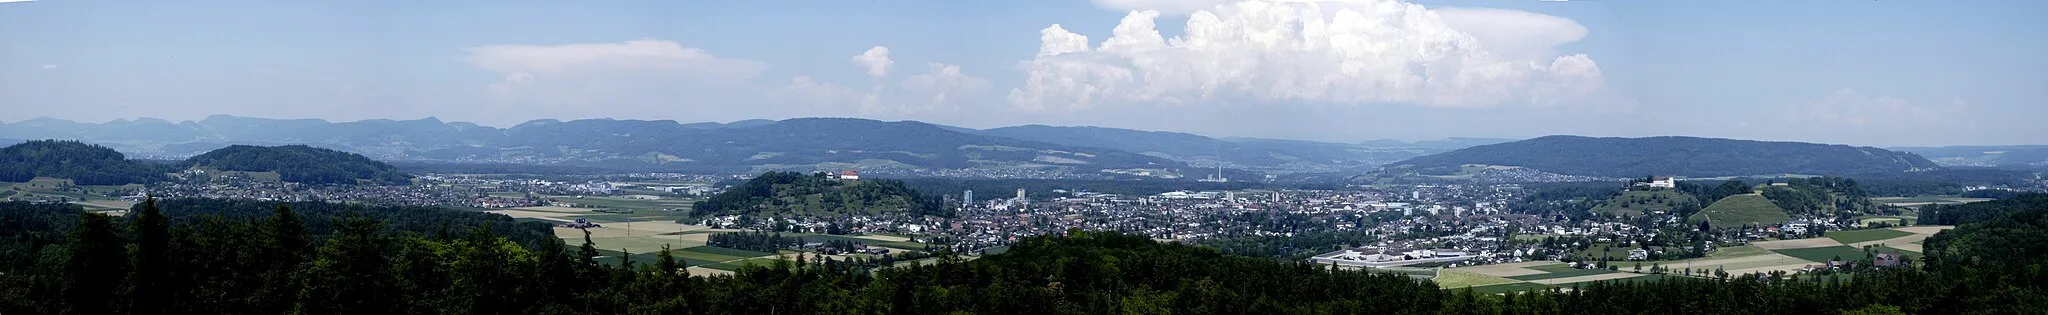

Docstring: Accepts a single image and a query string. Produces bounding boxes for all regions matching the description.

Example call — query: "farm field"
[1772,246,1868,263]
[1432,270,1518,288]
[1506,264,1615,281]
[1751,238,1844,250]
[1826,228,1914,244]
[1689,194,1793,227]
[1465,282,1554,294]
[1853,215,1912,226]
[1870,195,1992,206]
[1635,245,1813,276]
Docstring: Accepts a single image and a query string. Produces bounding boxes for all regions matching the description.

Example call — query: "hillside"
[1891,145,2048,168]
[1689,194,1793,228]
[1385,135,1942,178]
[1754,176,1877,215]
[691,171,948,218]
[1590,189,1699,218]
[0,140,168,185]
[183,145,412,185]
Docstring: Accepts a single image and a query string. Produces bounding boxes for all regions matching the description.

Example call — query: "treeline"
[1198,230,1379,261]
[1916,193,2048,225]
[1850,168,2040,196]
[704,231,801,253]
[693,171,952,218]
[0,140,169,185]
[1758,176,1876,214]
[4,196,2046,314]
[183,145,412,185]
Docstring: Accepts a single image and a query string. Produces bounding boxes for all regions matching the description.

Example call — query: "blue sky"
[2,0,2042,146]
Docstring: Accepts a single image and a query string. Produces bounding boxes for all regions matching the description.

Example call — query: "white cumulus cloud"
[897,63,992,114]
[1090,0,1236,15]
[853,46,894,78]
[1008,0,1609,112]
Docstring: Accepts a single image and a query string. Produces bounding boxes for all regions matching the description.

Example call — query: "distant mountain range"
[1378,135,1944,178]
[1890,145,2048,168]
[0,115,1506,177]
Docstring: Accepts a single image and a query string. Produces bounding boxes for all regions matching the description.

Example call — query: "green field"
[1689,194,1792,228]
[1772,246,1868,263]
[1506,264,1617,281]
[1825,229,1913,244]
[1591,190,1698,217]
[1870,195,1992,206]
[1466,282,1554,294]
[1433,270,1519,288]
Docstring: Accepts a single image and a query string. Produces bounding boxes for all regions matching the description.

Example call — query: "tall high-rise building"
[1016,188,1026,201]
[963,190,974,206]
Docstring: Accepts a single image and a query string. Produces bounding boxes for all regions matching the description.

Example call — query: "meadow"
[1689,194,1792,227]
[1825,228,1914,244]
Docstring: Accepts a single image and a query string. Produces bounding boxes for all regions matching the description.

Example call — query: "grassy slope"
[1689,194,1792,228]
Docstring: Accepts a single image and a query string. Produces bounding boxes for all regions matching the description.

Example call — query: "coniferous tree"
[126,199,172,315]
[64,212,128,315]
[296,215,398,315]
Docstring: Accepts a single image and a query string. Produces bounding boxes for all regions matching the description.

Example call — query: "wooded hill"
[0,141,411,185]
[1385,135,1943,178]
[0,140,169,185]
[183,145,412,185]
[691,171,951,218]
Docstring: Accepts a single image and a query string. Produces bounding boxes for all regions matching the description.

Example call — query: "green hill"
[1689,194,1793,228]
[1386,135,1941,178]
[0,140,169,185]
[691,171,949,218]
[1591,189,1699,218]
[183,145,411,185]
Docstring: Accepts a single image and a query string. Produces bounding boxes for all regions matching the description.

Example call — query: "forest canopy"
[182,145,412,185]
[0,140,170,185]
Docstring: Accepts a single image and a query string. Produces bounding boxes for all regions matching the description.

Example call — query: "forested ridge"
[692,171,951,218]
[183,145,412,185]
[0,140,170,185]
[1388,135,1942,178]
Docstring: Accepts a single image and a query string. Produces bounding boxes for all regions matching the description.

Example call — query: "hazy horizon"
[5,0,2043,147]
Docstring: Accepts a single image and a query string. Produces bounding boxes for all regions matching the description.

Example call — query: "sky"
[2,0,2043,147]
